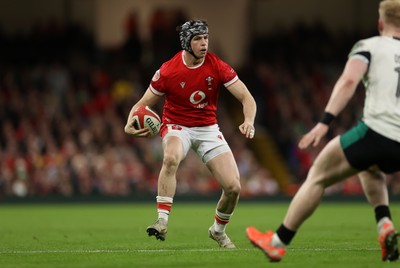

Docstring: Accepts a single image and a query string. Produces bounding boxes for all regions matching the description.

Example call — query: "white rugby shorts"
[162,124,231,163]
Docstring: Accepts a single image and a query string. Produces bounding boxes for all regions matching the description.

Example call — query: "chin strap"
[189,50,201,60]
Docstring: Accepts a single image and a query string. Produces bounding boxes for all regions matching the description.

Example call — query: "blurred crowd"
[0,10,278,199]
[0,9,399,199]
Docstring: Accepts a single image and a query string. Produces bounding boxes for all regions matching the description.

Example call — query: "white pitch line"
[0,248,379,254]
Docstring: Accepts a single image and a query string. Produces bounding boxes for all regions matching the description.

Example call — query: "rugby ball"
[132,106,161,137]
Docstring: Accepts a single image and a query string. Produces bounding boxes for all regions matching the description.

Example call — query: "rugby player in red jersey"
[125,20,257,248]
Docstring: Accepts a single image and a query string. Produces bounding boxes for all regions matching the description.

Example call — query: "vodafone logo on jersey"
[190,91,205,104]
[190,90,208,108]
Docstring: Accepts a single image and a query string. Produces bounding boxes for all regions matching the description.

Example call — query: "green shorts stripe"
[339,121,400,173]
[340,121,368,150]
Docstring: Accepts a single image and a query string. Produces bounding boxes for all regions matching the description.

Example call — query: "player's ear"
[378,18,384,34]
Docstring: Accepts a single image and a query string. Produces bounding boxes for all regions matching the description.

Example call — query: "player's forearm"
[242,94,257,124]
[324,76,358,116]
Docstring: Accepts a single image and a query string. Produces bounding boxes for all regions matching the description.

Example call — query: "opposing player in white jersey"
[125,20,257,248]
[247,0,400,262]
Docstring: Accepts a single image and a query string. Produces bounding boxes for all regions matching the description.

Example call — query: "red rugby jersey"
[150,51,238,127]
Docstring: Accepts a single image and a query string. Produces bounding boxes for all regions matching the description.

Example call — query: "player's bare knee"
[162,153,180,170]
[224,182,241,199]
[304,173,329,189]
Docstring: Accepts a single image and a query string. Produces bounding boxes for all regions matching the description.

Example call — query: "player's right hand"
[124,122,152,138]
[298,123,329,149]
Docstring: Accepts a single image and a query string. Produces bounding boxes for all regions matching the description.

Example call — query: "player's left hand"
[239,122,255,139]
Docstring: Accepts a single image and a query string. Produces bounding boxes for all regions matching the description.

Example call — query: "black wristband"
[319,112,335,125]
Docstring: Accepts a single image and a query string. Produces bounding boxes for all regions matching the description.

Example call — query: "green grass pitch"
[0,201,399,268]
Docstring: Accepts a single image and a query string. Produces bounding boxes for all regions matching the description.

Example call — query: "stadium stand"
[0,11,398,199]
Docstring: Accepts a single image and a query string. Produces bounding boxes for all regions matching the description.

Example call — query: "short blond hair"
[379,0,400,27]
